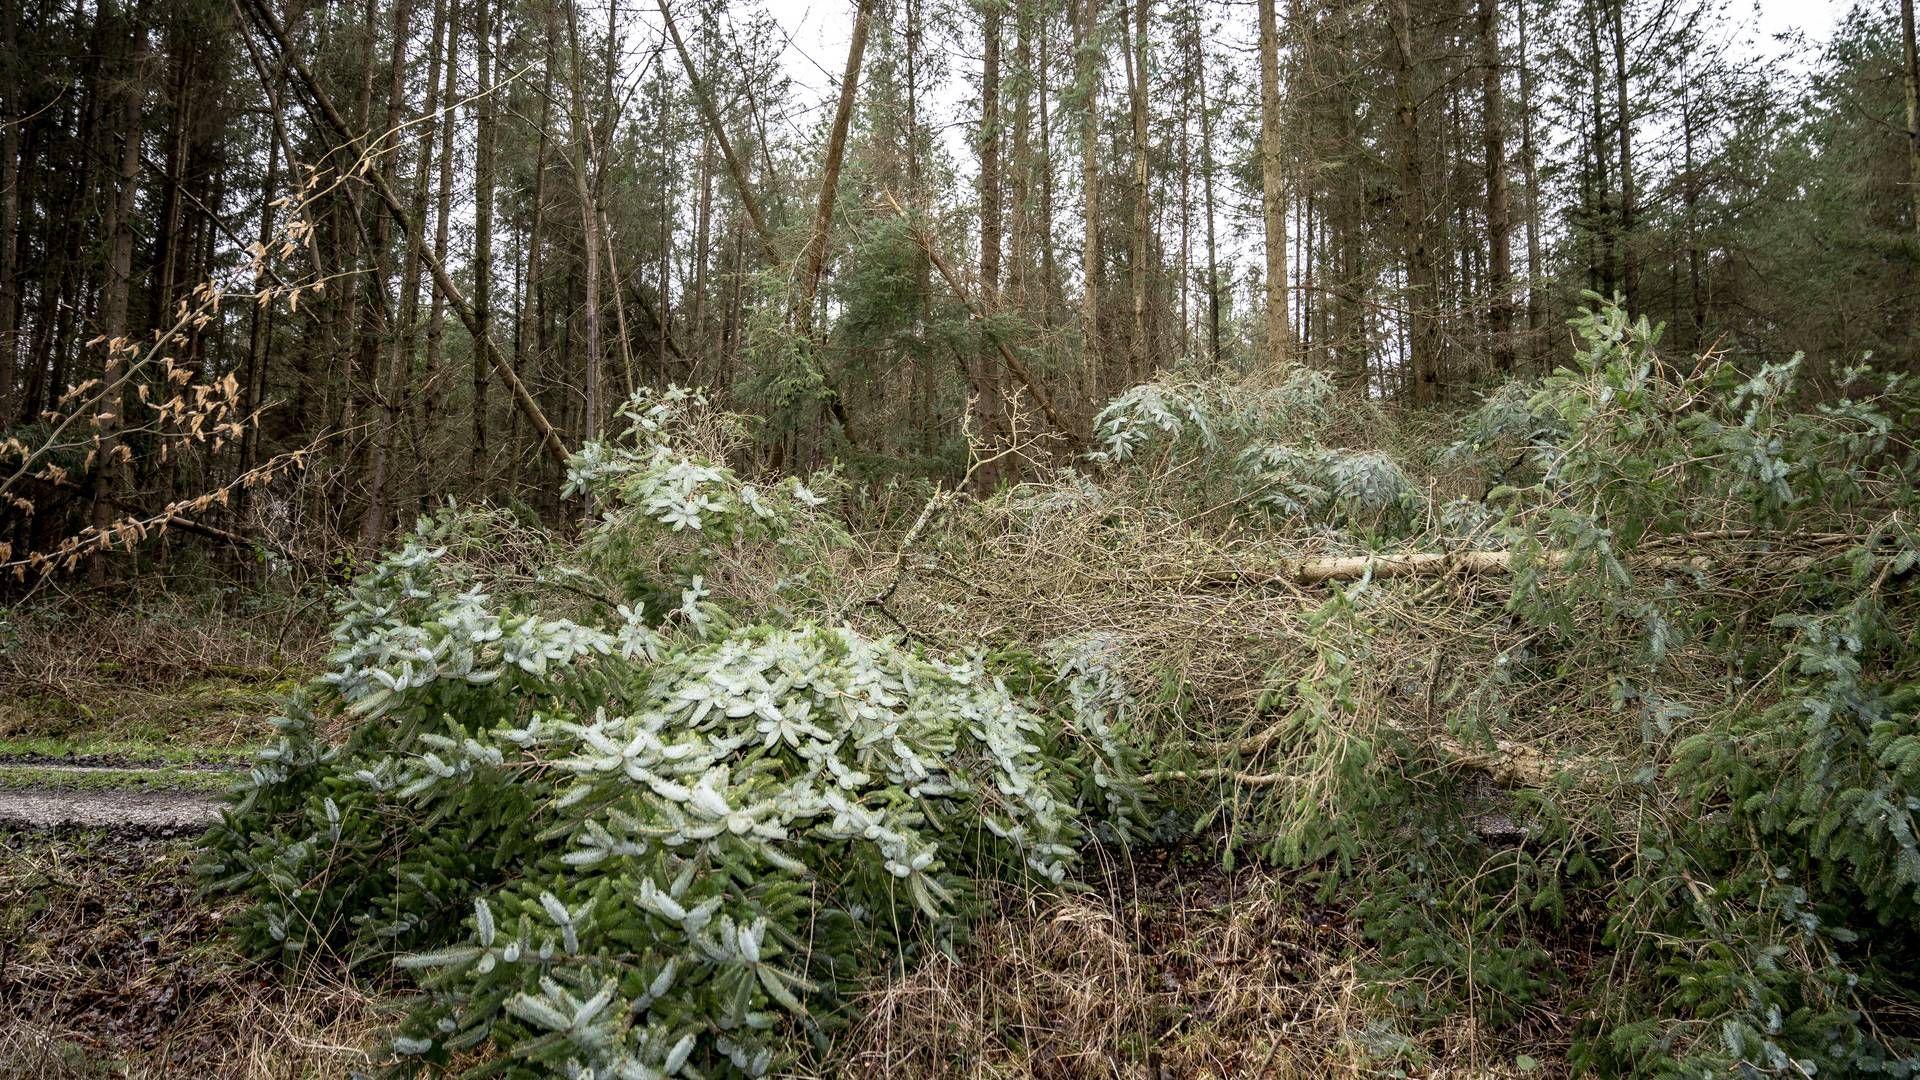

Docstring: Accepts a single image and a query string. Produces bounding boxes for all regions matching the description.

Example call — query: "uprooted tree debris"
[198,303,1920,1077]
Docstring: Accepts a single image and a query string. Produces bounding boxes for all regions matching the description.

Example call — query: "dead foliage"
[0,589,324,751]
[0,828,382,1078]
[833,844,1568,1078]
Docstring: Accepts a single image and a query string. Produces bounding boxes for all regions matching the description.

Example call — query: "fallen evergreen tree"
[876,299,1920,1076]
[207,302,1920,1077]
[201,389,1144,1078]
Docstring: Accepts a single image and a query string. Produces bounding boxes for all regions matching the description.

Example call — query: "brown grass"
[831,846,1563,1079]
[0,588,324,752]
[0,828,383,1078]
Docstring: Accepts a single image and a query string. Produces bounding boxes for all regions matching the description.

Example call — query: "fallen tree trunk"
[1186,546,1846,587]
[1291,548,1721,584]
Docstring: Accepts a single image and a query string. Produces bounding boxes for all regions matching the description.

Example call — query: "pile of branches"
[859,301,1920,1075]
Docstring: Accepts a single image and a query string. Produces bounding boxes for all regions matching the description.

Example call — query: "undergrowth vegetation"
[206,301,1920,1077]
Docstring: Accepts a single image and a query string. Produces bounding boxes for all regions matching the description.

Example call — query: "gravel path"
[0,768,228,831]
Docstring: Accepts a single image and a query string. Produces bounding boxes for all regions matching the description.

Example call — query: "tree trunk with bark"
[973,1,1007,492]
[472,0,496,482]
[88,0,147,585]
[1480,0,1513,373]
[1257,0,1290,369]
[1903,0,1920,236]
[1077,0,1104,398]
[1390,0,1440,403]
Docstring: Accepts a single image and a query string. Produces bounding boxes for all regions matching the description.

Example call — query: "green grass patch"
[0,763,239,794]
[0,733,254,766]
[0,675,294,756]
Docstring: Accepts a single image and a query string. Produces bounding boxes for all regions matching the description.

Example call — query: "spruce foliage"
[202,391,1144,1078]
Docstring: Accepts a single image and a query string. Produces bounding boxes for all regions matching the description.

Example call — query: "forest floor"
[0,826,384,1078]
[3,822,1555,1079]
[0,591,375,1077]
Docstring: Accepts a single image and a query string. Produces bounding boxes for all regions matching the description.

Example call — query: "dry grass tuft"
[834,847,1558,1078]
[0,589,325,752]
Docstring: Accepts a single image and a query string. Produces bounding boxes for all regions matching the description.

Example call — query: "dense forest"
[2,0,1920,1076]
[0,0,1912,563]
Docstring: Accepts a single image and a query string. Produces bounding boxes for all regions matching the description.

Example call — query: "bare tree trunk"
[1176,3,1192,359]
[88,0,147,585]
[1682,67,1704,341]
[556,0,603,443]
[691,127,713,375]
[376,0,450,536]
[419,0,459,514]
[1610,0,1636,310]
[656,0,777,262]
[513,60,554,485]
[1389,0,1440,403]
[240,63,286,510]
[148,44,196,347]
[1257,0,1290,368]
[1480,0,1513,373]
[1076,0,1104,396]
[1583,0,1612,298]
[904,0,932,443]
[973,1,1007,492]
[1010,8,1033,312]
[1036,24,1061,329]
[1903,0,1919,236]
[1122,0,1151,386]
[472,0,496,482]
[795,0,872,336]
[1,0,25,421]
[357,0,413,548]
[1197,25,1220,365]
[245,0,570,467]
[650,80,668,390]
[1518,0,1542,356]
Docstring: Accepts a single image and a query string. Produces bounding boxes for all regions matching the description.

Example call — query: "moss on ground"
[0,734,252,766]
[0,675,292,752]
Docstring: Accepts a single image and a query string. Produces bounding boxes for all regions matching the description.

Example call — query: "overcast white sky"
[750,0,1852,94]
[695,0,1855,170]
